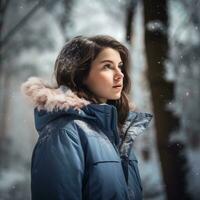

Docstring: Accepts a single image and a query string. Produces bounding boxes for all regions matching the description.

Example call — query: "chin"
[109,95,121,100]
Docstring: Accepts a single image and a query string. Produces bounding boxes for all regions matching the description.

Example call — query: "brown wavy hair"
[54,35,132,131]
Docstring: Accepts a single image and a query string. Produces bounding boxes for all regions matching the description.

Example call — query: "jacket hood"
[21,77,153,147]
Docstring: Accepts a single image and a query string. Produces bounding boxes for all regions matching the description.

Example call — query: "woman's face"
[84,47,124,103]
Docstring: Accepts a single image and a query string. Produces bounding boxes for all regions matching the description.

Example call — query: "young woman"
[21,35,152,200]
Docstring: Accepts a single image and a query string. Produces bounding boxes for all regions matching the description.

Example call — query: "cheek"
[86,71,113,91]
[95,73,112,88]
[86,73,112,92]
[90,71,111,83]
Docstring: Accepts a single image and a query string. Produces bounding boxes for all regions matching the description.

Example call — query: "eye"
[103,64,113,69]
[118,63,124,70]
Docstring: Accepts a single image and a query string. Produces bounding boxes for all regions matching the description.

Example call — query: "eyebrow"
[99,60,123,64]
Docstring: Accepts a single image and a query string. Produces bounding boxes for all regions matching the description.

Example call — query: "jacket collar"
[21,77,152,147]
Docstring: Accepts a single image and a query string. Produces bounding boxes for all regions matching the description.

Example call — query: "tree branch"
[0,0,46,48]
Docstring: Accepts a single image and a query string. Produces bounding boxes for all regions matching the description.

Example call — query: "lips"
[112,85,122,88]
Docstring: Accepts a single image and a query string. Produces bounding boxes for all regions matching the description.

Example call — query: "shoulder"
[37,118,85,148]
[50,116,97,137]
[63,118,100,138]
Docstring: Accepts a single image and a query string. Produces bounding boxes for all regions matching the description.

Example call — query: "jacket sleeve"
[31,128,85,200]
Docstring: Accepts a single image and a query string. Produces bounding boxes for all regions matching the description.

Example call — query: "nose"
[114,68,124,80]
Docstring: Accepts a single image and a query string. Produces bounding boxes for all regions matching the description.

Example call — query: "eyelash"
[103,64,123,70]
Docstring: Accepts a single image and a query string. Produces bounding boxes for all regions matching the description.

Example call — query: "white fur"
[20,77,91,112]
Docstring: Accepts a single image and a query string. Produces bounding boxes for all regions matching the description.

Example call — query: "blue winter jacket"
[21,77,153,200]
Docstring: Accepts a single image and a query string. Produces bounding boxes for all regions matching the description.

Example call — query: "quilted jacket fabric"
[21,77,153,200]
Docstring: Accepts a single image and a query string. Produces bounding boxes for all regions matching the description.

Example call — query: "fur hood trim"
[20,77,91,112]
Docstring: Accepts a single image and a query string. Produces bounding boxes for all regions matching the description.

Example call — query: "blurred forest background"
[0,0,200,199]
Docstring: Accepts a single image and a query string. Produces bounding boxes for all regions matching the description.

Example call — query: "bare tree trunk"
[0,0,46,48]
[142,0,191,199]
[125,0,138,44]
[61,0,73,35]
[0,0,11,141]
[0,1,45,139]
